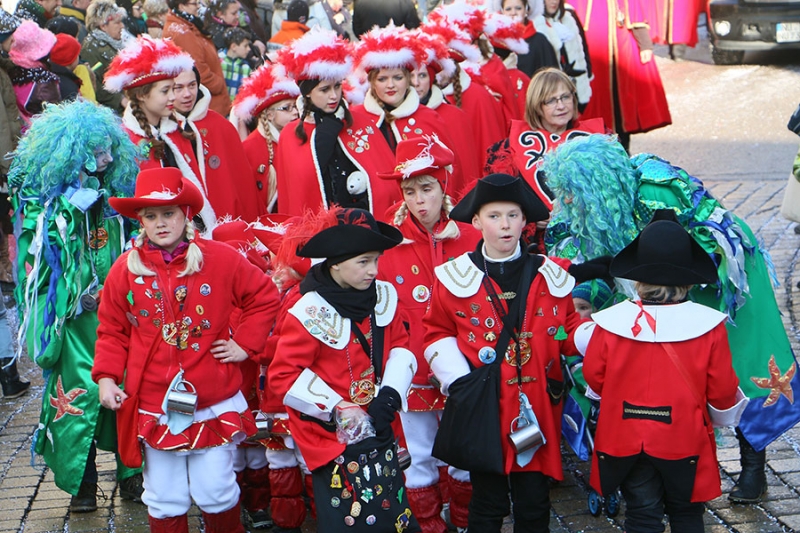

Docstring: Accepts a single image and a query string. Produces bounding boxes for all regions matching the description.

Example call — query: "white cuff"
[708,387,750,428]
[424,337,470,396]
[574,321,596,355]
[380,347,417,412]
[283,368,344,421]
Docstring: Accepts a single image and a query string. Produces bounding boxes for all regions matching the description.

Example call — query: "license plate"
[776,22,800,43]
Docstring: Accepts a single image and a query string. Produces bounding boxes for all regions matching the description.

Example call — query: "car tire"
[711,46,745,65]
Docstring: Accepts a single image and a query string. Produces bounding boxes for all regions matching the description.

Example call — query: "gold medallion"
[349,379,376,405]
[504,339,532,366]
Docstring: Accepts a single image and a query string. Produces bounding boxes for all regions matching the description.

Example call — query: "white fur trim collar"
[122,106,179,137]
[441,67,472,96]
[289,281,398,350]
[363,89,420,127]
[592,300,727,342]
[426,85,445,110]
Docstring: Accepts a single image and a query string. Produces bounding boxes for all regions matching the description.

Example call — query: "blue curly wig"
[8,99,139,200]
[542,134,639,257]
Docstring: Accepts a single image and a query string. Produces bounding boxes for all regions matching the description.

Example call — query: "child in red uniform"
[92,168,280,533]
[422,174,589,532]
[268,207,421,532]
[377,137,480,533]
[580,212,747,533]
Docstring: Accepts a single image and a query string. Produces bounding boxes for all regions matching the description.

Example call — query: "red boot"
[242,466,272,514]
[270,467,306,530]
[449,479,472,529]
[148,514,189,533]
[304,473,317,520]
[407,485,447,533]
[202,504,245,533]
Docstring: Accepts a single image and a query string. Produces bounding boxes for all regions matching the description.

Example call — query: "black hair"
[224,26,250,47]
[206,0,239,22]
[46,16,80,37]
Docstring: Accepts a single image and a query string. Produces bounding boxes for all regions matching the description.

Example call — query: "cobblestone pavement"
[3,36,800,533]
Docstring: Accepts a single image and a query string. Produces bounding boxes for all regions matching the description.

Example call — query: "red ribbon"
[631,301,657,337]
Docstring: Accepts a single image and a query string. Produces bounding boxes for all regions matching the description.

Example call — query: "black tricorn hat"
[298,208,403,263]
[609,209,719,286]
[449,173,550,224]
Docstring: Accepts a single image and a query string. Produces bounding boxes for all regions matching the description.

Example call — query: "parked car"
[708,0,800,64]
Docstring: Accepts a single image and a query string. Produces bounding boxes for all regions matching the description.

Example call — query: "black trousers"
[620,455,704,533]
[468,470,551,532]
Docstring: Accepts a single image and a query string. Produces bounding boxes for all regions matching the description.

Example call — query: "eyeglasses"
[543,93,574,107]
[274,104,297,113]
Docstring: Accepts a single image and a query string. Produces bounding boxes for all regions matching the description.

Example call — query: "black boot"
[0,358,30,399]
[730,429,767,503]
[70,481,98,513]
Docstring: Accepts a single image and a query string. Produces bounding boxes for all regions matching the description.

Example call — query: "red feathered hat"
[420,18,481,64]
[353,23,427,75]
[274,27,353,82]
[110,168,204,219]
[232,63,300,123]
[249,214,292,254]
[483,12,530,55]
[409,29,455,78]
[378,135,455,193]
[212,218,270,255]
[104,35,194,93]
[429,3,486,42]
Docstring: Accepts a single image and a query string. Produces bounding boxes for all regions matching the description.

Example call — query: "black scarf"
[300,263,377,322]
[469,240,539,294]
[174,9,208,35]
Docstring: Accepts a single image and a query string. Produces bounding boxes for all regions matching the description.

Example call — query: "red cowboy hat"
[110,168,204,219]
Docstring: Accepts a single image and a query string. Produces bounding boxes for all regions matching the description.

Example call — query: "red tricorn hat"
[104,35,194,93]
[110,168,204,219]
[377,135,455,193]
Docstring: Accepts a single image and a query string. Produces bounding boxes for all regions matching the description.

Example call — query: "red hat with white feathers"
[104,35,194,93]
[410,28,456,78]
[429,2,486,42]
[352,23,428,75]
[232,63,300,123]
[420,17,482,64]
[484,12,530,55]
[377,135,455,193]
[275,27,353,82]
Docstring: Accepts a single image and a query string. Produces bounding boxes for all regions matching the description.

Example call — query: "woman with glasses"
[483,68,606,250]
[273,28,400,217]
[233,63,301,213]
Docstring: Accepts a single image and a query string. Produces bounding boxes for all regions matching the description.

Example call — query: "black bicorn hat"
[609,209,719,286]
[449,173,550,223]
[297,208,403,263]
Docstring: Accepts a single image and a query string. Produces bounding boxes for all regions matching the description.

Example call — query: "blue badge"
[478,346,497,364]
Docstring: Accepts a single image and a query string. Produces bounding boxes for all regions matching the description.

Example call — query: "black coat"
[51,64,81,102]
[517,32,560,78]
[352,0,419,38]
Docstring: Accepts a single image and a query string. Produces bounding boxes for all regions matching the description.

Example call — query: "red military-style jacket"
[423,251,583,477]
[379,209,480,411]
[583,300,741,502]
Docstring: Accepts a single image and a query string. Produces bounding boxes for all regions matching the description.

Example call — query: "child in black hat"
[268,206,421,532]
[422,173,589,532]
[580,210,747,533]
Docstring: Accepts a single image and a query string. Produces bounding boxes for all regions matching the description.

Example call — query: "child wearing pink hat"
[7,20,59,126]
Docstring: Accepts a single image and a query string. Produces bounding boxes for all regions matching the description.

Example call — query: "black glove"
[367,386,401,439]
[568,256,613,283]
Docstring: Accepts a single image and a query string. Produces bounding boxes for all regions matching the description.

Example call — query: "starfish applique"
[750,355,796,408]
[49,376,87,422]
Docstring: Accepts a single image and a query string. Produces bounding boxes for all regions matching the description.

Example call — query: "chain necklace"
[346,318,376,405]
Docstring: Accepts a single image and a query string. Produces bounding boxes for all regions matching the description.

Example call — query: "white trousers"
[143,443,240,519]
[233,445,269,472]
[265,438,311,475]
[399,409,470,489]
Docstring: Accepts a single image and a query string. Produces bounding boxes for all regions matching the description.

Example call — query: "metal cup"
[249,412,274,441]
[507,417,544,454]
[397,445,412,471]
[166,380,197,415]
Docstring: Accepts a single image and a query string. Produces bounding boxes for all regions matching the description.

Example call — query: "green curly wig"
[8,99,139,199]
[542,134,639,258]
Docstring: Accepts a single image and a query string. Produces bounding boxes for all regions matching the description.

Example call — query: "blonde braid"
[127,231,157,276]
[393,202,409,227]
[179,221,204,277]
[130,100,166,161]
[452,65,464,108]
[434,194,461,240]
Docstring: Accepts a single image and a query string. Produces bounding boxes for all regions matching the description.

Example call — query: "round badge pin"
[196,305,204,315]
[366,515,376,525]
[395,275,404,285]
[547,326,557,336]
[470,317,480,327]
[344,516,355,526]
[331,497,341,508]
[485,317,495,329]
[478,346,497,364]
[208,155,221,169]
[200,283,211,296]
[412,285,430,303]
